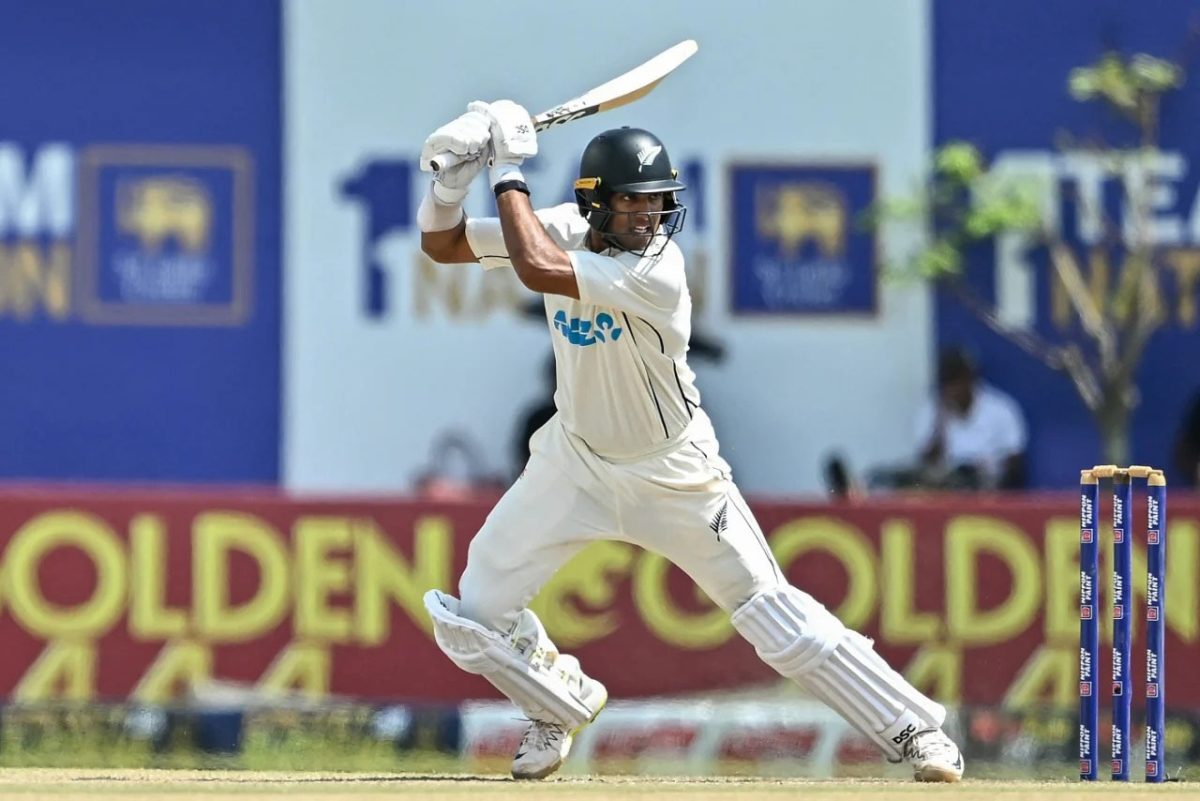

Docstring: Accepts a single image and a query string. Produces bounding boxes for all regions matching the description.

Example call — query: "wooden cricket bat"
[430,39,698,172]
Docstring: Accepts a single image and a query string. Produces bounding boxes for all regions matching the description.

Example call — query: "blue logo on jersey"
[553,311,623,346]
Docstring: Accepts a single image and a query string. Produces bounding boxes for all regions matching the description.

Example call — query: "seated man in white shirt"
[914,347,1028,490]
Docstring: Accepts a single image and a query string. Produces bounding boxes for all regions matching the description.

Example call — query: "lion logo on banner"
[756,182,847,259]
[117,176,212,254]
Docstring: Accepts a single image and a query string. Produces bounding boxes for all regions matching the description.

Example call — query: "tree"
[880,51,1187,466]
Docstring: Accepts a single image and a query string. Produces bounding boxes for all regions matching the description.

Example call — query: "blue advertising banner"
[934,0,1200,487]
[0,1,280,482]
[729,163,877,315]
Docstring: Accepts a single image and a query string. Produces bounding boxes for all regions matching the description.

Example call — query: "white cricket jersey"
[466,203,704,460]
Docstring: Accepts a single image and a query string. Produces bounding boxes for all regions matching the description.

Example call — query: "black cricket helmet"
[574,127,687,254]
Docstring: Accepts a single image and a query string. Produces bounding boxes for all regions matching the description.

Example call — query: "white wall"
[284,0,932,495]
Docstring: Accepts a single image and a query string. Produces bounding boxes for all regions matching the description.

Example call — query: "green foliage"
[963,175,1044,238]
[934,141,984,185]
[873,47,1188,460]
[1068,52,1184,115]
[911,239,962,278]
[878,50,1183,284]
[880,140,1043,280]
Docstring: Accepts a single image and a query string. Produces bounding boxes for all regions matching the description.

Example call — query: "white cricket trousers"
[454,411,949,760]
[458,410,783,631]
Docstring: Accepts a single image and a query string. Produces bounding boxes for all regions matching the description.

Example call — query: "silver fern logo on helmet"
[636,144,662,172]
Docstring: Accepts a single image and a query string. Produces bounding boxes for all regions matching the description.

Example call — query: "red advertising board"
[0,487,1195,711]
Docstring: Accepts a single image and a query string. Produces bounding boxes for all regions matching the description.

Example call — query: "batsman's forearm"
[497,192,555,273]
[495,192,578,299]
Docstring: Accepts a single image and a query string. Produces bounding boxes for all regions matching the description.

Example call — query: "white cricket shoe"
[903,728,964,782]
[511,719,573,780]
[511,659,607,780]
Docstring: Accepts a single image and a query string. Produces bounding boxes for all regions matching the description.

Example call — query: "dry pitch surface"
[0,770,1197,801]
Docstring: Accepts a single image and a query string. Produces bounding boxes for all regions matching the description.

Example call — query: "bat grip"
[430,152,462,173]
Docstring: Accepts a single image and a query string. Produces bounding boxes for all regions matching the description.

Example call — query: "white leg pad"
[730,584,845,673]
[423,590,601,729]
[732,585,945,760]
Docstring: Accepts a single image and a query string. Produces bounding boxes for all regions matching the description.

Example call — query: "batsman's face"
[608,192,666,251]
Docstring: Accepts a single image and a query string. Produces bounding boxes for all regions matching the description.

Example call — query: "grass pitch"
[0,770,1196,800]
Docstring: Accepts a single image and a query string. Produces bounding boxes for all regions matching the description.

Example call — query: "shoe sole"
[513,758,568,781]
[914,764,963,783]
[511,686,609,780]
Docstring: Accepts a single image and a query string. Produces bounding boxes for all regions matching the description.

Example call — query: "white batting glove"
[430,149,491,204]
[419,105,492,203]
[474,99,537,188]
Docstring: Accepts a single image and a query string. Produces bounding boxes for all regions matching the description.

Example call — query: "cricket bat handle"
[429,152,462,173]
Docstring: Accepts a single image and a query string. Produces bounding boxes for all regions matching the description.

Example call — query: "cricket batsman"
[416,100,964,782]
